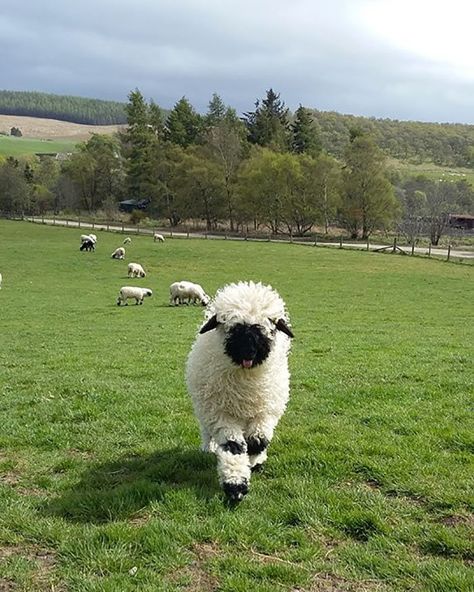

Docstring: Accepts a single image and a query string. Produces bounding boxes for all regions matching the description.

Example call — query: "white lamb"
[116,286,152,306]
[153,233,165,242]
[169,281,210,306]
[123,237,132,244]
[111,247,126,260]
[186,281,294,502]
[128,262,146,278]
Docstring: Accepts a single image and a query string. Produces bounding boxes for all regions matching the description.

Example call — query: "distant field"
[0,114,124,141]
[389,158,474,187]
[0,135,79,157]
[0,220,472,591]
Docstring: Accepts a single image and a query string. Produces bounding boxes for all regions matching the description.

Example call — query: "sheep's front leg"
[213,422,251,502]
[245,417,278,471]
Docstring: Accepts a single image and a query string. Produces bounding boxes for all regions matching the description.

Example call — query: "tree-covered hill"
[0,90,127,125]
[311,110,474,168]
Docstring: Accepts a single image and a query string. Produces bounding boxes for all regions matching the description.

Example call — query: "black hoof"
[223,480,249,502]
[251,463,265,473]
[222,440,245,455]
[246,435,269,455]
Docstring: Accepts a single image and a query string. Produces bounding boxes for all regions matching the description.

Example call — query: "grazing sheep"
[117,286,153,306]
[80,233,97,244]
[111,247,126,260]
[80,239,95,251]
[153,233,165,243]
[169,281,210,306]
[123,237,132,244]
[127,262,146,278]
[186,281,294,502]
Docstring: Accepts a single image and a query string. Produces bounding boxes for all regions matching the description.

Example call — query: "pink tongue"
[242,359,253,368]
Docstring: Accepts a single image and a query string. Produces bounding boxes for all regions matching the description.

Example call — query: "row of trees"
[2,89,473,165]
[0,89,472,244]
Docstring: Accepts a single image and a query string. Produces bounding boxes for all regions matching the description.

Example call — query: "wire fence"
[12,214,474,262]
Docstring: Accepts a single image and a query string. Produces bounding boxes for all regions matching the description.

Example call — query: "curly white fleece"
[186,281,292,489]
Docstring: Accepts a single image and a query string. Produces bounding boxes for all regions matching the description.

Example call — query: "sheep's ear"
[199,315,219,334]
[274,318,294,338]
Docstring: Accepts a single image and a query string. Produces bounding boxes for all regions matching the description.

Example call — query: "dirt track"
[0,114,124,140]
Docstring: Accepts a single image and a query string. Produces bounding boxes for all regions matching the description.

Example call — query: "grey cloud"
[1,0,473,122]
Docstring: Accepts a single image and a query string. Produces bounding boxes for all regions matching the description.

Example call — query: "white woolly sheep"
[127,262,146,278]
[111,247,126,260]
[169,281,210,306]
[153,233,165,242]
[186,281,294,502]
[123,237,132,244]
[80,233,97,244]
[116,286,153,306]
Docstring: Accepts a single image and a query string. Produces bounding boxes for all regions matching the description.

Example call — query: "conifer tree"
[165,97,203,148]
[291,105,321,156]
[243,89,290,151]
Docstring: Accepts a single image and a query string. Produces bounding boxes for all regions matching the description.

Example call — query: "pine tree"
[165,97,203,148]
[243,89,290,151]
[291,105,321,156]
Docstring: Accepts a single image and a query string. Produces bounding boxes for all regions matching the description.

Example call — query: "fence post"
[411,242,415,256]
[170,230,173,239]
[66,219,69,227]
[187,229,190,239]
[137,225,140,235]
[392,237,397,253]
[367,237,370,251]
[53,215,56,226]
[42,214,45,224]
[314,237,317,247]
[428,243,432,257]
[447,244,451,262]
[107,222,109,232]
[245,233,248,241]
[339,236,343,249]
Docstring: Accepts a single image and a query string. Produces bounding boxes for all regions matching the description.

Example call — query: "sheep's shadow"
[40,448,219,524]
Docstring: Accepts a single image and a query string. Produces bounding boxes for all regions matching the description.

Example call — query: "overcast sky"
[1,0,473,123]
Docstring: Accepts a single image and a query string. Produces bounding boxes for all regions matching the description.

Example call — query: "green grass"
[0,220,473,591]
[0,136,78,157]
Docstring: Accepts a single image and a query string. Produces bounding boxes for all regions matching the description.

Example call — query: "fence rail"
[17,215,474,262]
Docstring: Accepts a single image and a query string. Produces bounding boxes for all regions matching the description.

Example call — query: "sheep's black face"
[225,323,271,369]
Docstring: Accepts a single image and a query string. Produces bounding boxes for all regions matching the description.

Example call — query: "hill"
[0,114,125,157]
[0,90,127,125]
[312,109,474,168]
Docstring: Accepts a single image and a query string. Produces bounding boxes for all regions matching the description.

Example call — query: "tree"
[0,158,30,215]
[291,105,321,156]
[205,103,246,230]
[63,134,124,212]
[205,93,226,127]
[243,89,290,152]
[237,148,300,234]
[299,153,342,234]
[171,147,226,230]
[165,97,203,148]
[340,134,398,239]
[121,89,161,200]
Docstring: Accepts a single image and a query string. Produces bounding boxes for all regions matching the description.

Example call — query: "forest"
[0,90,127,125]
[0,89,473,245]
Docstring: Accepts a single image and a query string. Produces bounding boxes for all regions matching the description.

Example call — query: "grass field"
[0,136,78,157]
[0,220,473,591]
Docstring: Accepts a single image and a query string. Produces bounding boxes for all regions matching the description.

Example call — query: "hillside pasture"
[0,136,79,158]
[0,220,472,591]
